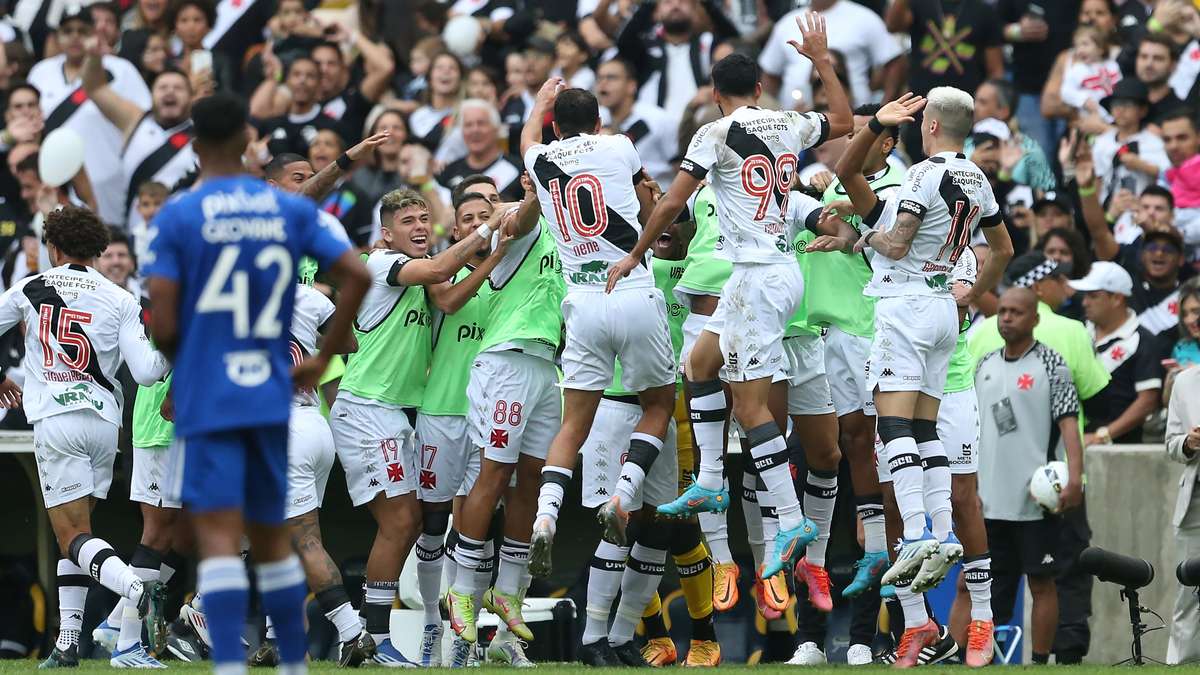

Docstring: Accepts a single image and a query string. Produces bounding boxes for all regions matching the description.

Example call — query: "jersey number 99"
[197,244,293,339]
[741,153,797,221]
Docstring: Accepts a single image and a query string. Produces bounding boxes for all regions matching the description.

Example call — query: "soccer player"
[576,208,717,667]
[413,190,511,666]
[144,92,370,675]
[607,13,853,580]
[0,206,170,668]
[247,277,372,668]
[327,188,508,665]
[831,90,1013,665]
[445,190,566,654]
[519,79,678,572]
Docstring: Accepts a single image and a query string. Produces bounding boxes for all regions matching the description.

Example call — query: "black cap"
[1006,250,1072,288]
[1143,226,1185,253]
[58,3,94,27]
[525,36,556,56]
[1101,78,1150,112]
[1032,190,1074,215]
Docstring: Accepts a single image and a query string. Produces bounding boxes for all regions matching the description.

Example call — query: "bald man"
[973,286,1084,665]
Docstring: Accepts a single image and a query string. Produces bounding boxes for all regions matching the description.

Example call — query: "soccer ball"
[1030,461,1069,511]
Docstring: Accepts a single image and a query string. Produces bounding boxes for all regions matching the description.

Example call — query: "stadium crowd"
[1,0,1200,669]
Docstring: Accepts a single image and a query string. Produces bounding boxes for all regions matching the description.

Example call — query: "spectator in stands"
[977,286,1084,667]
[255,56,341,157]
[1160,110,1200,253]
[1042,0,1121,122]
[1133,33,1187,125]
[616,0,739,121]
[0,82,41,214]
[435,100,522,202]
[466,65,501,107]
[27,4,149,225]
[995,0,1082,161]
[553,31,595,91]
[971,79,1056,192]
[759,0,902,109]
[98,227,137,295]
[1131,228,1186,337]
[90,2,121,54]
[167,0,233,93]
[312,36,394,142]
[886,0,1004,160]
[1089,78,1169,206]
[596,58,677,189]
[1039,227,1092,320]
[350,109,409,211]
[1069,261,1164,445]
[1165,359,1200,665]
[410,51,463,154]
[1032,192,1074,242]
[1163,278,1200,404]
[307,128,373,246]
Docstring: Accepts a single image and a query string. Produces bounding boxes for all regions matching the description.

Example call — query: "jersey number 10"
[197,244,294,339]
[742,153,797,221]
[548,173,608,242]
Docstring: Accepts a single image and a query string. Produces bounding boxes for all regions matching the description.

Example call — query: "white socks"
[582,541,628,645]
[803,470,839,567]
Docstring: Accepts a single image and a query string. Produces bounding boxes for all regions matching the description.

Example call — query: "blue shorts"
[180,424,289,525]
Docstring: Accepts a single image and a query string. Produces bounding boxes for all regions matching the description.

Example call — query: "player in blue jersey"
[144,93,370,675]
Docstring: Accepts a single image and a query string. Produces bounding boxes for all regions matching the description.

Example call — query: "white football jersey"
[524,133,652,290]
[680,106,829,264]
[867,152,1000,298]
[0,264,169,425]
[289,283,335,408]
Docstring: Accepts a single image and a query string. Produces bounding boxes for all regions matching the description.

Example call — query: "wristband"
[863,229,878,246]
[1148,17,1164,33]
[335,153,352,171]
[475,223,492,241]
[868,116,886,135]
[1096,426,1112,443]
[1077,183,1097,197]
[420,180,437,193]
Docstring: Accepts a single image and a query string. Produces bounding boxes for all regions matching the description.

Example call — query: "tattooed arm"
[856,210,921,260]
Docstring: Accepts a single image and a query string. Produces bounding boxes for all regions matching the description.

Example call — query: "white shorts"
[415,413,480,502]
[866,295,959,398]
[287,406,336,519]
[561,288,676,392]
[783,333,835,416]
[939,388,980,475]
[825,326,876,417]
[329,397,417,507]
[130,444,183,509]
[33,411,118,509]
[706,262,802,382]
[467,351,560,463]
[580,397,679,509]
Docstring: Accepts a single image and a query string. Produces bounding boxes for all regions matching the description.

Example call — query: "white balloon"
[442,15,483,58]
[39,127,85,188]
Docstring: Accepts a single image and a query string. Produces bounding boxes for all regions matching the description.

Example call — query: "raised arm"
[397,206,511,287]
[605,171,701,293]
[119,299,171,385]
[787,12,852,140]
[82,41,142,139]
[426,224,514,313]
[298,131,391,199]
[521,76,564,160]
[835,93,925,217]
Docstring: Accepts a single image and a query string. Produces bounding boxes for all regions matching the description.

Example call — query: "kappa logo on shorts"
[881,368,895,378]
[149,482,159,492]
[596,487,608,496]
[386,463,405,482]
[490,428,509,448]
[419,469,437,489]
[368,478,381,488]
[748,357,760,367]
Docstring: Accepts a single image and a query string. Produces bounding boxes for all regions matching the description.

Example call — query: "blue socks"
[197,556,249,667]
[256,556,308,665]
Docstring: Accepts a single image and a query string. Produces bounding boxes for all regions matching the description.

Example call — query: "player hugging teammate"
[26,15,1029,669]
